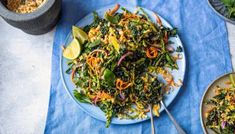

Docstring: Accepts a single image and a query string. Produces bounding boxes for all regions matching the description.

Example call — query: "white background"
[0,18,234,134]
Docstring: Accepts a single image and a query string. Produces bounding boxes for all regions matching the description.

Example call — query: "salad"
[221,0,235,18]
[62,4,182,127]
[205,74,235,134]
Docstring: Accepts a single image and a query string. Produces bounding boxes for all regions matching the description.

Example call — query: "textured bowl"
[0,0,61,35]
[200,72,235,134]
[208,0,235,24]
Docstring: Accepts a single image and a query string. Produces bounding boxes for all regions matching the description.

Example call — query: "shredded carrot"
[116,78,132,90]
[88,79,91,89]
[97,91,112,99]
[86,50,105,75]
[144,108,150,113]
[86,55,96,72]
[88,93,96,99]
[154,13,162,26]
[92,91,113,103]
[143,83,148,91]
[163,32,168,44]
[71,68,77,83]
[146,46,158,59]
[88,28,100,42]
[109,4,120,16]
[90,49,108,58]
[123,13,138,19]
[225,81,232,85]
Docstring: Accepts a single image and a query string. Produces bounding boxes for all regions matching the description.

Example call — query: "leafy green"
[83,12,102,32]
[103,69,116,86]
[138,7,151,21]
[221,0,235,18]
[98,101,114,127]
[165,53,178,69]
[176,46,183,52]
[89,39,101,48]
[105,13,122,24]
[65,67,72,74]
[169,28,177,36]
[120,7,131,13]
[73,90,91,104]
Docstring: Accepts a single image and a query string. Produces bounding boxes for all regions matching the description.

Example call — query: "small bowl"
[0,0,61,35]
[208,0,235,24]
[200,72,235,134]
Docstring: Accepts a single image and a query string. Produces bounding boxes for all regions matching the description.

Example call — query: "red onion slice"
[221,121,226,129]
[117,52,133,66]
[119,92,125,100]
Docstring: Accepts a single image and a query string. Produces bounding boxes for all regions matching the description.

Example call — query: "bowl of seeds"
[0,0,61,35]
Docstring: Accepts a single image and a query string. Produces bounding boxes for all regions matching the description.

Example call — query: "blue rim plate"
[60,4,186,125]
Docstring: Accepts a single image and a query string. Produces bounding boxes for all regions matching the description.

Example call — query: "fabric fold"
[44,0,232,133]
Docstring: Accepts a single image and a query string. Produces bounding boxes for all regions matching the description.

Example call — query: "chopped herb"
[176,46,183,52]
[221,0,235,18]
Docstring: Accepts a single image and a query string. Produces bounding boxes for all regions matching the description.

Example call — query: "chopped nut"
[6,0,45,14]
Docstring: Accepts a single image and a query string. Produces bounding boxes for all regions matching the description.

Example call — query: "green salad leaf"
[221,0,235,18]
[74,90,91,104]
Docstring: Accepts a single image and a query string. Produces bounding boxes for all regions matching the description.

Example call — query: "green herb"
[176,46,183,52]
[65,67,72,74]
[103,69,116,86]
[83,12,102,32]
[170,28,177,36]
[138,7,151,21]
[105,13,122,24]
[89,39,101,48]
[166,53,178,69]
[98,101,114,127]
[221,0,235,18]
[120,7,131,13]
[73,90,91,104]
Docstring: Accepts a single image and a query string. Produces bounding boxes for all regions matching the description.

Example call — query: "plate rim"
[200,72,235,134]
[60,4,187,125]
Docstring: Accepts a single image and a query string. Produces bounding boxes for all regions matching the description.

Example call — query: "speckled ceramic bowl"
[200,72,235,134]
[208,0,235,24]
[0,0,61,35]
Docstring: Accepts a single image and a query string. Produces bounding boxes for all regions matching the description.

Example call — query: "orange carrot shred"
[146,46,158,59]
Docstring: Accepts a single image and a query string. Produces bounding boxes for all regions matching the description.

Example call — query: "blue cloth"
[44,0,233,133]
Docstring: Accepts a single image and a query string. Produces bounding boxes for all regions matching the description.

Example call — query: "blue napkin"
[44,0,233,133]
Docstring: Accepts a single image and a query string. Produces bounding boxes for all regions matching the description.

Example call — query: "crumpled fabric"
[44,0,233,133]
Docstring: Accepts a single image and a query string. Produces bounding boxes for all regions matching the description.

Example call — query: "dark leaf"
[103,69,116,86]
[105,13,122,24]
[176,46,183,52]
[73,90,91,104]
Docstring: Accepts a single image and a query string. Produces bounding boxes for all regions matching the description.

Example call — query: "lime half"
[63,38,81,60]
[72,26,88,44]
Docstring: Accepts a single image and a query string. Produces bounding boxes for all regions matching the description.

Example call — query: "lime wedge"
[63,38,81,60]
[72,26,88,44]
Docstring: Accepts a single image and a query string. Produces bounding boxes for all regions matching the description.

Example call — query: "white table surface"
[0,17,234,134]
